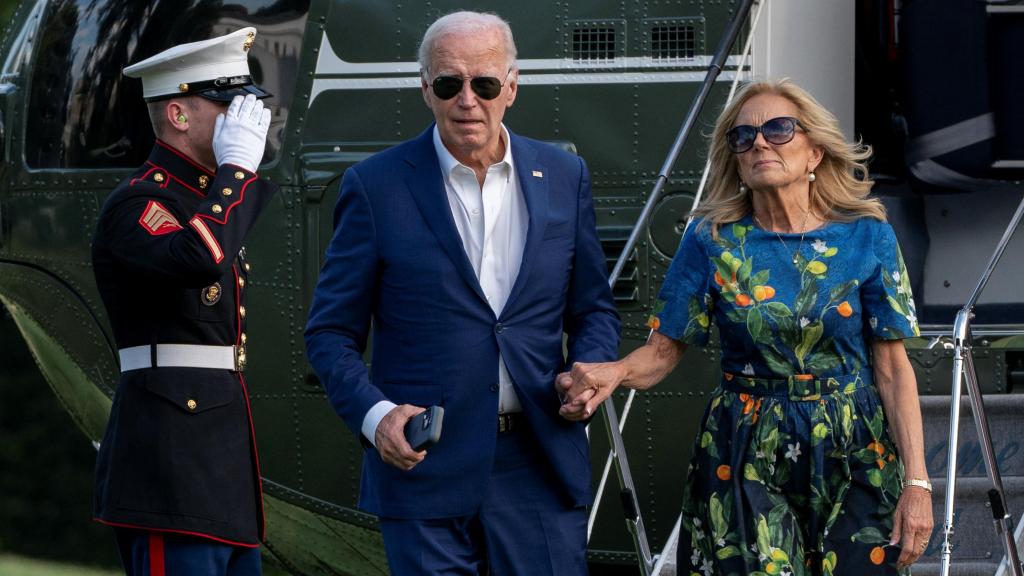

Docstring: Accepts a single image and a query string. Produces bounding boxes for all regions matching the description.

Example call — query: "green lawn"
[0,554,293,576]
[0,555,120,576]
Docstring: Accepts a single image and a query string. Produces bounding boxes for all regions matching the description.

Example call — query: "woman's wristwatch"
[903,478,933,493]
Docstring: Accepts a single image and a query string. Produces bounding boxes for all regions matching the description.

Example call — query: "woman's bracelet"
[903,478,933,493]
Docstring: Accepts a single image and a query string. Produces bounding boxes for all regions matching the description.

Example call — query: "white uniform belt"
[119,344,241,372]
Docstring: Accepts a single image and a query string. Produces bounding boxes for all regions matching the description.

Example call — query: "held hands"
[213,94,271,172]
[557,361,626,421]
[890,484,934,568]
[374,404,427,471]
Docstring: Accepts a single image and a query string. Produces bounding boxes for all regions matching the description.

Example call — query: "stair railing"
[589,0,757,573]
[940,193,1024,576]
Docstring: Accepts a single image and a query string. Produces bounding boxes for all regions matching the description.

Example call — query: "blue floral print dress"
[650,215,919,576]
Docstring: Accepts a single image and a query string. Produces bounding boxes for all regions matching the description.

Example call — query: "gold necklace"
[754,209,810,267]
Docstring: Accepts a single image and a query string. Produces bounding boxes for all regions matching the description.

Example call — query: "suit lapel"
[503,134,548,315]
[404,129,490,306]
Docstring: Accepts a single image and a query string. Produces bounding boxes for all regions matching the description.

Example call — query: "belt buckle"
[788,374,821,401]
[498,413,514,433]
[233,344,247,372]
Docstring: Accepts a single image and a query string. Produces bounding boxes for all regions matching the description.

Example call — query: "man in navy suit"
[305,11,619,574]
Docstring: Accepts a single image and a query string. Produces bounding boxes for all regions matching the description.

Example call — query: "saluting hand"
[213,94,271,172]
[375,404,427,471]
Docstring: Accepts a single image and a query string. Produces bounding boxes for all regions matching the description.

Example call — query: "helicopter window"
[25,0,309,170]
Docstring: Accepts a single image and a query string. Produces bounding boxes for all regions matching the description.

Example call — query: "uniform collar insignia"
[148,140,215,197]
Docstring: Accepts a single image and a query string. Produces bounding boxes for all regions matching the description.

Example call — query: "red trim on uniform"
[145,161,205,198]
[234,266,242,343]
[189,217,225,263]
[165,171,206,197]
[93,518,260,548]
[193,174,258,226]
[138,200,184,236]
[149,532,166,576]
[239,373,267,540]
[129,165,162,188]
[155,139,215,176]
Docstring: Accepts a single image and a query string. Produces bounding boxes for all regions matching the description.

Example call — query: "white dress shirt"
[361,125,528,446]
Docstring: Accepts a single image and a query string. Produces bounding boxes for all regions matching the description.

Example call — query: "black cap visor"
[196,84,272,102]
[145,75,272,103]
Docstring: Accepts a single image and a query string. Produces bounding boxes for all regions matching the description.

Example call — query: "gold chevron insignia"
[139,201,183,236]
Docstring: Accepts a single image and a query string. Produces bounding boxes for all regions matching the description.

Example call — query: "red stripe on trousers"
[149,532,165,576]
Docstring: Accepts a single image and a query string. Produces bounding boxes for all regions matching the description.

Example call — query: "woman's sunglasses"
[430,69,512,101]
[726,116,808,153]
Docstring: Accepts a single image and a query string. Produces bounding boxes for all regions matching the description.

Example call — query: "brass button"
[153,173,165,183]
[234,171,245,180]
[241,332,247,344]
[179,82,189,93]
[186,399,197,411]
[211,204,223,214]
[239,306,246,318]
[244,262,251,272]
[222,187,233,196]
[198,175,209,189]
[238,277,245,288]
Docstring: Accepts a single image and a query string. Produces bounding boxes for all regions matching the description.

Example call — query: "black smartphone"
[404,405,444,451]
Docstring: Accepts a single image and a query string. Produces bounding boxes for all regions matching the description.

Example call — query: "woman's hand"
[890,485,934,568]
[557,331,687,421]
[872,339,932,568]
[557,361,626,421]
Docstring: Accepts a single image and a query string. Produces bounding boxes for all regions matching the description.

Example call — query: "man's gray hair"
[418,11,518,76]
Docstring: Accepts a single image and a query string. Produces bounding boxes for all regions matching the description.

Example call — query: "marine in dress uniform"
[91,28,276,576]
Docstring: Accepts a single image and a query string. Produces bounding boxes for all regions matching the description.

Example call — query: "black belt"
[498,412,523,433]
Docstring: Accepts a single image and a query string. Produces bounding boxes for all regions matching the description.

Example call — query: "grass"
[0,554,293,575]
[0,555,120,576]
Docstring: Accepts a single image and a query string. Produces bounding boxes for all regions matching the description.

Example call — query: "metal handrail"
[590,0,757,573]
[939,192,1024,576]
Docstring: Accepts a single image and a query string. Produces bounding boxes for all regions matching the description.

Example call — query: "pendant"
[792,253,799,266]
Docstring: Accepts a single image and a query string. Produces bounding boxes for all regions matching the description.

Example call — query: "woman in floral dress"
[558,79,933,575]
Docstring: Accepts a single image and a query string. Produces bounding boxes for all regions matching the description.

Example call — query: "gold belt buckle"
[789,374,820,401]
[233,344,247,372]
[498,413,514,433]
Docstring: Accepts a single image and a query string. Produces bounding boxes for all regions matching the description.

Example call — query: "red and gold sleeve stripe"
[189,216,224,263]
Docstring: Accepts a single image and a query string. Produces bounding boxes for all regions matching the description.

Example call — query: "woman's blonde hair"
[693,79,885,234]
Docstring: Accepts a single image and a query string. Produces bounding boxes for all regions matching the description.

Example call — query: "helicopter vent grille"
[571,28,617,63]
[598,226,641,306]
[651,25,695,60]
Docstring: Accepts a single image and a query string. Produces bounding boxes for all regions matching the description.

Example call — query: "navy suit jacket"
[305,126,620,519]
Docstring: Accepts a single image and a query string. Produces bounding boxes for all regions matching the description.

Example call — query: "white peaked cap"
[123,27,268,102]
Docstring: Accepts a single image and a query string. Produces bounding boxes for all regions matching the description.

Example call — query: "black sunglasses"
[429,69,512,101]
[726,116,808,153]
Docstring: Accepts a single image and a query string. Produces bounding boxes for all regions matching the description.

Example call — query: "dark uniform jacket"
[92,140,276,546]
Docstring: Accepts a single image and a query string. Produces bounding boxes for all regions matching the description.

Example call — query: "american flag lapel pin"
[532,170,543,178]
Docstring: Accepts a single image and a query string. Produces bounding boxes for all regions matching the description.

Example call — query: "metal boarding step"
[918,394,1024,575]
[657,393,1024,576]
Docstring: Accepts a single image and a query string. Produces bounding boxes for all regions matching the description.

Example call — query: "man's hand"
[213,94,271,172]
[558,361,625,421]
[374,404,427,471]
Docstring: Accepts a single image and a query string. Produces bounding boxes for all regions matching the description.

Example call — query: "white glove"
[212,94,271,172]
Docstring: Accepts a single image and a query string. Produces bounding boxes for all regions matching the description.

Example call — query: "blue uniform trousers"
[114,527,262,576]
[378,425,589,575]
